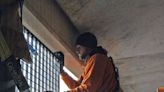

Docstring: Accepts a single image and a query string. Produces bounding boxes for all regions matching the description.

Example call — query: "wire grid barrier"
[15,28,60,92]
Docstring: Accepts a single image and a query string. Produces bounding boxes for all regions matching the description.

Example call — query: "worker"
[60,32,119,92]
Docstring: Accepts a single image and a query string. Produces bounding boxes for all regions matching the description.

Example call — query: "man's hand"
[54,51,64,73]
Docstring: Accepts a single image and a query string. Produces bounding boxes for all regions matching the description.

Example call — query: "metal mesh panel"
[15,27,60,92]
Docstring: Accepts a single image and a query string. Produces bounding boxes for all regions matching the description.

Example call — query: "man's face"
[75,45,88,60]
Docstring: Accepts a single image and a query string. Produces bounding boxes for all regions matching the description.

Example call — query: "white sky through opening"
[60,67,78,92]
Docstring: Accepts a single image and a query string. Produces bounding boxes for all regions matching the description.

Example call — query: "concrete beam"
[23,0,83,76]
[115,52,164,92]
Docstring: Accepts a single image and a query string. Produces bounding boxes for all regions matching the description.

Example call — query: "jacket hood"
[81,46,108,62]
[89,46,108,56]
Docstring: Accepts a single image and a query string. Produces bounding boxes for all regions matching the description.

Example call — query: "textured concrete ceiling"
[56,0,164,59]
[23,0,164,91]
[24,0,164,76]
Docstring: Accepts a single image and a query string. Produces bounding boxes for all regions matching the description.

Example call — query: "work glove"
[54,51,64,73]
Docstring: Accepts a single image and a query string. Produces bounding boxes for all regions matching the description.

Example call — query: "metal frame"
[15,27,60,92]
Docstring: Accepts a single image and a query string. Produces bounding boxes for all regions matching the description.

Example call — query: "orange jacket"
[61,53,117,92]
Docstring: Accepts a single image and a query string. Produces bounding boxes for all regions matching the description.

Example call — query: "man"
[60,32,118,92]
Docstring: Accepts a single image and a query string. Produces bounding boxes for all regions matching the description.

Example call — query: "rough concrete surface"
[23,0,164,91]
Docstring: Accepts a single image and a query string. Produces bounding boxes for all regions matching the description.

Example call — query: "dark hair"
[75,32,97,49]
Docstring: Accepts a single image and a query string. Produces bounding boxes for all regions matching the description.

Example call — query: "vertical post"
[0,31,30,92]
[0,30,11,61]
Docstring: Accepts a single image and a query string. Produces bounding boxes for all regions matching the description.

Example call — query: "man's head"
[75,32,97,60]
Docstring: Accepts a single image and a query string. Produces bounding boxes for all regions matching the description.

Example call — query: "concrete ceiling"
[22,0,164,91]
[23,0,164,92]
[56,0,164,59]
[23,0,164,76]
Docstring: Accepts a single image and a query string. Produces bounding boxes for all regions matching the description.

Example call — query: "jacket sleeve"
[68,54,107,92]
[61,71,83,89]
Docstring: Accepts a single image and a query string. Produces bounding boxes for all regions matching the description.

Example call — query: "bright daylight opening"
[60,67,78,92]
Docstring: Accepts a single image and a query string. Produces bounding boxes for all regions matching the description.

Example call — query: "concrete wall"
[116,52,164,92]
[102,0,164,91]
[105,1,164,91]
